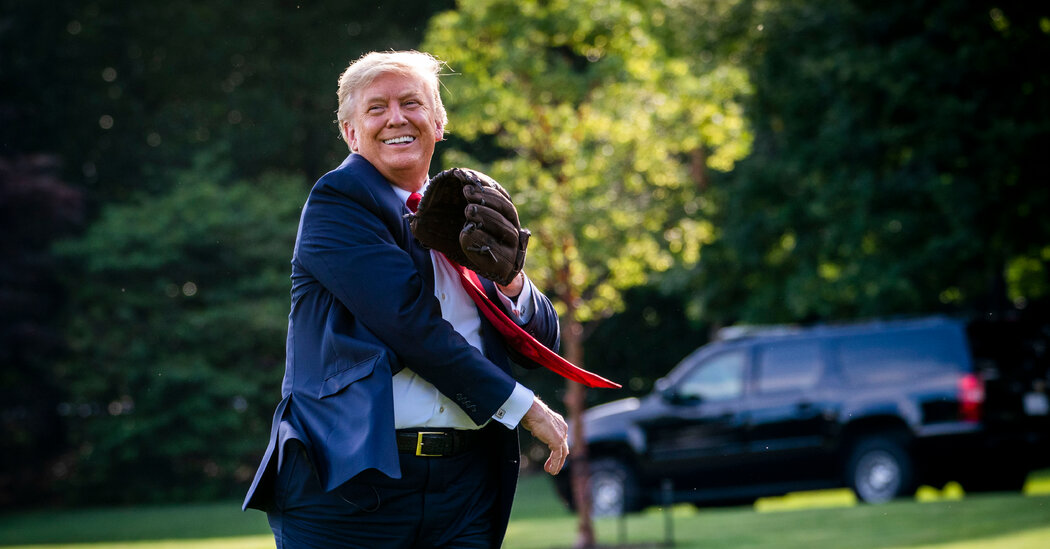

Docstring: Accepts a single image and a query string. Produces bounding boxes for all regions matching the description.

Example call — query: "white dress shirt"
[390,183,535,430]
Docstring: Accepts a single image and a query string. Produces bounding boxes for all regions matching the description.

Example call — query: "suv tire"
[846,435,914,503]
[589,457,642,517]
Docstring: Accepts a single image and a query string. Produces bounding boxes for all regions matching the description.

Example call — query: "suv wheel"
[847,436,914,504]
[589,457,641,517]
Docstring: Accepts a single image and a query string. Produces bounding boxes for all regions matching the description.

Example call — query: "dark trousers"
[267,441,498,548]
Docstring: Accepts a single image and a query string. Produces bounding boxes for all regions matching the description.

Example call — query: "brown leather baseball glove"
[408,168,529,286]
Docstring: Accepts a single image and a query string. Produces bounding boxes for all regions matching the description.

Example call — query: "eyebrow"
[362,89,426,106]
[397,90,425,103]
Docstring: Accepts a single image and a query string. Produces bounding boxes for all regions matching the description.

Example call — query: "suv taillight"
[958,373,985,422]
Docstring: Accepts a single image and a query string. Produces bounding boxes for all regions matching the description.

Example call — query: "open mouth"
[383,136,416,145]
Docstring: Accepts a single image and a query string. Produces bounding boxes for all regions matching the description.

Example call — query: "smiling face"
[345,71,444,191]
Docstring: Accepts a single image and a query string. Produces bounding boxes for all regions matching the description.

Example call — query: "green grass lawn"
[2,472,1049,549]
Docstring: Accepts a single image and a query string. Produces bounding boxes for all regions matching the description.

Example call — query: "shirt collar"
[391,179,430,206]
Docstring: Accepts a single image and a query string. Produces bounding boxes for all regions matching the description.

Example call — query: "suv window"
[837,329,962,386]
[756,341,823,394]
[677,350,746,402]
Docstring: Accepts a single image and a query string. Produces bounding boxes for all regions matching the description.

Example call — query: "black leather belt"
[395,428,484,457]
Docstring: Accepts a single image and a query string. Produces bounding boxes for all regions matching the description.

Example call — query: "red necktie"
[406,192,619,389]
[442,255,620,388]
[407,192,422,214]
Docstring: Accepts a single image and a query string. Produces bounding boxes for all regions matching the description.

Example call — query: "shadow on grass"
[0,502,271,546]
[505,471,1050,549]
[3,471,1049,548]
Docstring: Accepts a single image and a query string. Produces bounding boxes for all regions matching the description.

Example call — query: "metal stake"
[662,479,675,547]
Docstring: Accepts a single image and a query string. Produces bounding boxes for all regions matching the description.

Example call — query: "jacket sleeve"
[295,170,517,424]
[487,277,561,370]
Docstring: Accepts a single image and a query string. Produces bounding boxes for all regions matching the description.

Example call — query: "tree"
[0,155,84,506]
[52,152,302,503]
[2,0,457,504]
[422,0,752,544]
[687,0,1050,326]
[1,0,454,202]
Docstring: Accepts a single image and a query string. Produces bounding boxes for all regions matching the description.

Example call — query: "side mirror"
[655,377,702,405]
[654,377,674,401]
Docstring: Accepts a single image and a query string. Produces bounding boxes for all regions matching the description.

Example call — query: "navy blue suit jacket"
[243,154,560,538]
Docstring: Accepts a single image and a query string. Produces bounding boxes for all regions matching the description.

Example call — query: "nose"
[387,104,407,126]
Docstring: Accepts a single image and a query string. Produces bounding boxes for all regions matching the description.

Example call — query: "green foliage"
[52,152,304,504]
[687,0,1050,325]
[1,0,453,200]
[10,0,1048,509]
[0,156,85,506]
[3,0,454,506]
[423,0,752,324]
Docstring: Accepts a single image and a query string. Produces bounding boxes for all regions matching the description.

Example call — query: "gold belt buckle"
[415,431,442,457]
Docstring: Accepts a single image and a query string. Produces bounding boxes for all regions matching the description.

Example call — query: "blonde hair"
[335,50,448,145]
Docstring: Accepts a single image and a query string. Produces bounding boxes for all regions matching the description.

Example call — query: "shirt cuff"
[492,382,534,429]
[496,276,534,324]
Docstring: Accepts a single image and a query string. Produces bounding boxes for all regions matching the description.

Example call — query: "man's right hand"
[520,396,569,475]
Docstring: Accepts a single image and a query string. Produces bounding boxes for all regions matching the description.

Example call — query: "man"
[242,50,569,548]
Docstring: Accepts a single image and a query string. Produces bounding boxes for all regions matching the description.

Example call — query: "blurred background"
[1,0,1048,512]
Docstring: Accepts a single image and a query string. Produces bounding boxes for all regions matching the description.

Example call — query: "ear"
[344,123,357,151]
[434,120,445,142]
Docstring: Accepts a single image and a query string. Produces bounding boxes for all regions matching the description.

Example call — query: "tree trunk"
[690,147,709,192]
[562,315,595,548]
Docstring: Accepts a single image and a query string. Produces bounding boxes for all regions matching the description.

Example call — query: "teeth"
[384,136,415,144]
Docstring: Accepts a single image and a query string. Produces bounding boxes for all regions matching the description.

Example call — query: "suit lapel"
[346,154,436,290]
[405,218,435,293]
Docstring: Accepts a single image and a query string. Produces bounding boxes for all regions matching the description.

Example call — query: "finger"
[546,443,568,475]
[463,185,519,226]
[463,204,520,247]
[545,432,568,473]
[548,451,564,475]
[460,170,512,201]
[545,452,559,475]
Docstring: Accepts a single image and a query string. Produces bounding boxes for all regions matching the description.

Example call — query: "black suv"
[556,316,1050,515]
